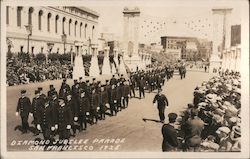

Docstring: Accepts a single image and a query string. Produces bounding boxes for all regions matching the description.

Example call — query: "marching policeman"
[36,99,54,140]
[31,90,43,135]
[129,77,136,98]
[99,86,109,120]
[48,85,58,100]
[59,79,71,98]
[122,81,130,108]
[78,91,90,131]
[109,84,117,116]
[153,88,169,123]
[16,90,32,134]
[89,88,99,124]
[110,75,117,86]
[65,94,77,136]
[116,82,123,111]
[49,93,59,136]
[38,87,46,100]
[138,76,146,99]
[55,99,73,142]
[79,77,86,90]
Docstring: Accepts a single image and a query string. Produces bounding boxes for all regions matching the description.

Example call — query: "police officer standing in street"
[153,88,169,123]
[31,90,42,135]
[99,86,109,120]
[36,98,54,141]
[16,90,32,134]
[78,91,90,131]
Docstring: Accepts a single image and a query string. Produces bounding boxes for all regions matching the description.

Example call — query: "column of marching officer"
[15,66,173,142]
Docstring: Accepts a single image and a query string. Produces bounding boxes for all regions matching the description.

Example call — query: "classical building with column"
[6,6,99,55]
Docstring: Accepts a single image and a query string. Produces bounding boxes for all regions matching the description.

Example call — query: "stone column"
[102,47,111,75]
[209,8,232,73]
[89,46,99,77]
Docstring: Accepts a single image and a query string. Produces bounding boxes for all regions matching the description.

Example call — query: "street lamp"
[25,24,32,54]
[61,33,67,54]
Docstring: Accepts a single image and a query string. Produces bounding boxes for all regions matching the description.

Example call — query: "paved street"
[6,71,213,151]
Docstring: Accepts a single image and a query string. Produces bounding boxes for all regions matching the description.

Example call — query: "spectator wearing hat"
[36,98,54,140]
[78,91,90,131]
[215,126,232,151]
[31,90,43,135]
[16,90,32,134]
[55,99,73,142]
[230,126,241,151]
[184,108,204,152]
[162,113,179,152]
[153,88,169,123]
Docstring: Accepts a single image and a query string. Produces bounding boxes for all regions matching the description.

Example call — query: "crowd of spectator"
[7,52,73,86]
[177,71,241,152]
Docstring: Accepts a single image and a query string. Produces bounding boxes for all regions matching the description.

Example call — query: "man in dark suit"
[16,90,32,134]
[153,88,169,123]
[162,113,179,152]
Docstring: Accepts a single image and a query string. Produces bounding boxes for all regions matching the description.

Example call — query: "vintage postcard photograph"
[0,0,249,158]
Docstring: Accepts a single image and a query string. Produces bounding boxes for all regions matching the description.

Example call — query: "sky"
[82,0,245,44]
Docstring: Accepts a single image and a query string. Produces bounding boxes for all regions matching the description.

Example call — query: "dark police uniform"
[109,87,117,116]
[116,84,123,111]
[138,78,146,99]
[55,102,73,140]
[78,95,90,130]
[153,93,169,122]
[37,102,54,140]
[89,92,99,124]
[16,93,32,133]
[31,94,43,135]
[121,83,130,108]
[99,90,108,119]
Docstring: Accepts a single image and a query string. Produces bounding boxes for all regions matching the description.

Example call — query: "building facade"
[161,36,198,60]
[6,6,99,55]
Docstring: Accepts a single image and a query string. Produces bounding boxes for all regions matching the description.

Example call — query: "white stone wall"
[6,6,99,54]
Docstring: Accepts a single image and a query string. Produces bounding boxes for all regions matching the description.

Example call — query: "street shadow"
[142,118,162,123]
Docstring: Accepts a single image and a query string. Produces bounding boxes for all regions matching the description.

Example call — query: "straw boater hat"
[216,126,231,135]
[232,126,241,136]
